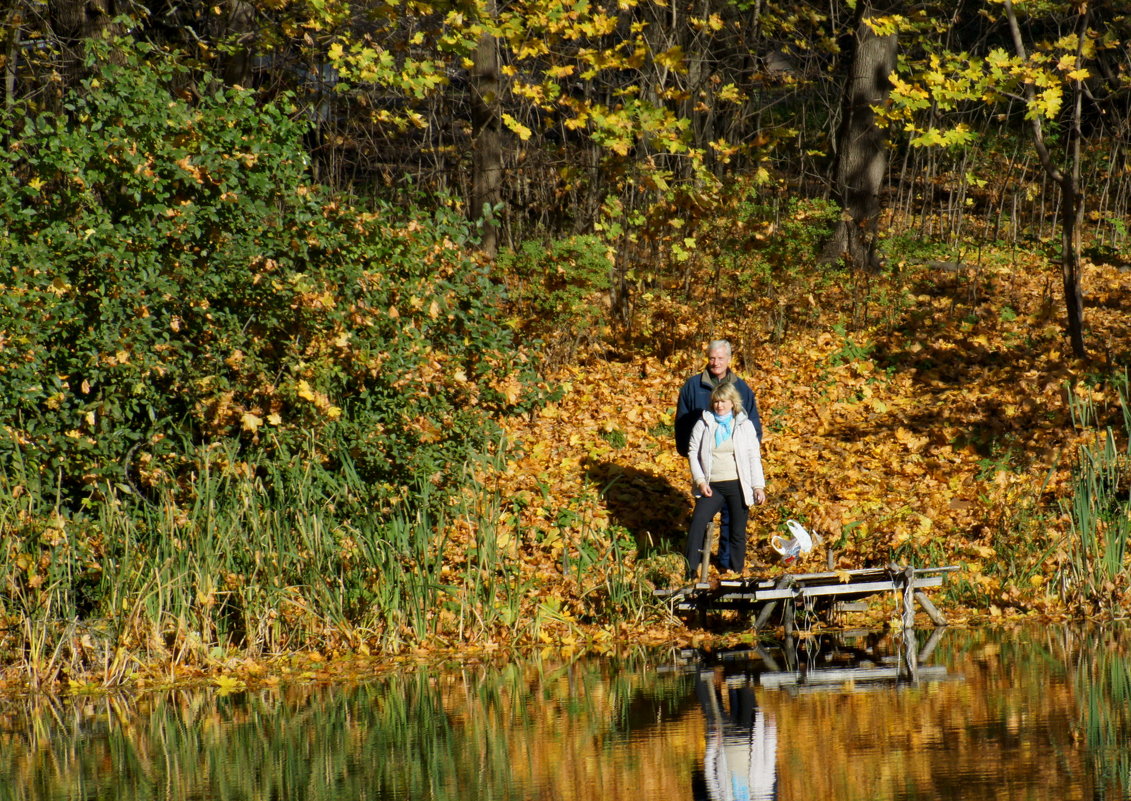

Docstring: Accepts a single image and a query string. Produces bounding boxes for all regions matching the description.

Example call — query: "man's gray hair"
[706,339,732,356]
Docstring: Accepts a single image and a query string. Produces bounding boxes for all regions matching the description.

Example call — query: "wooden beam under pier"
[655,564,958,629]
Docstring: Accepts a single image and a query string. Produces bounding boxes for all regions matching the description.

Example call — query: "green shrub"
[0,40,543,514]
[497,234,613,363]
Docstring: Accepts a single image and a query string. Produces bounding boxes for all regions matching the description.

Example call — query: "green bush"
[497,234,613,362]
[0,40,542,514]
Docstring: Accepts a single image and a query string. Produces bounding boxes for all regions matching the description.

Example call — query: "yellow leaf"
[655,45,686,72]
[241,412,262,432]
[502,113,532,141]
[213,675,246,695]
[501,377,523,404]
[297,380,317,402]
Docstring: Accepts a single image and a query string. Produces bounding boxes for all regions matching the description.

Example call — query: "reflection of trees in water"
[0,655,704,801]
[0,629,1129,801]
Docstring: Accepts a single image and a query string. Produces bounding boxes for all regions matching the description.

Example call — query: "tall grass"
[1062,381,1131,611]
[0,439,663,687]
[1,443,459,682]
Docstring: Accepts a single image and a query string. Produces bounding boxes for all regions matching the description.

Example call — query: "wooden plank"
[672,576,944,607]
[758,665,950,687]
[659,564,956,630]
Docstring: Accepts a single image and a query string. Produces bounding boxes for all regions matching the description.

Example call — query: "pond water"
[0,625,1128,801]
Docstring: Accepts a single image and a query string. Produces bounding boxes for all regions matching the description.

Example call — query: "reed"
[1061,382,1131,611]
[0,435,664,686]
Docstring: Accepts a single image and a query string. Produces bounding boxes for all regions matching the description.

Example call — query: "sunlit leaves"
[889,5,1112,145]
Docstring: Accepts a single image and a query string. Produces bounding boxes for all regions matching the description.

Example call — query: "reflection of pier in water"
[676,631,957,801]
[668,627,956,693]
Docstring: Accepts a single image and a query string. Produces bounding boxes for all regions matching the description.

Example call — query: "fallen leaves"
[471,253,1131,625]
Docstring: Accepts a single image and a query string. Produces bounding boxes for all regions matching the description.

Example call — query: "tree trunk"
[1061,184,1086,357]
[1003,0,1087,357]
[3,5,19,111]
[47,0,125,89]
[823,2,898,272]
[219,0,256,88]
[469,1,502,259]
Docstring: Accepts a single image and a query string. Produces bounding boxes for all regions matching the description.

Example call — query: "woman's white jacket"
[688,409,765,506]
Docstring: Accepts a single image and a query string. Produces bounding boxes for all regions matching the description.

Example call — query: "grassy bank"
[0,436,665,692]
[6,246,1131,693]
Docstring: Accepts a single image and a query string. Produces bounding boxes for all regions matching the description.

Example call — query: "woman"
[685,383,766,577]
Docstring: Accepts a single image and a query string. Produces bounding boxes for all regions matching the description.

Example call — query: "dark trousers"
[718,505,732,566]
[685,480,748,575]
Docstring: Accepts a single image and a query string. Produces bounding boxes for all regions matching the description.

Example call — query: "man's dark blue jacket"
[675,370,762,457]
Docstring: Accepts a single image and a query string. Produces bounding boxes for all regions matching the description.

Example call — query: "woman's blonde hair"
[710,382,743,412]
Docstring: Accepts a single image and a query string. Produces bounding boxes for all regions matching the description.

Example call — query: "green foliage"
[694,188,840,301]
[600,428,627,449]
[498,234,613,363]
[879,233,953,264]
[1061,382,1131,611]
[0,40,542,514]
[827,324,876,366]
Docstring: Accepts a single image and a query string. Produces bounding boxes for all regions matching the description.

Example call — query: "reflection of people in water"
[694,669,777,801]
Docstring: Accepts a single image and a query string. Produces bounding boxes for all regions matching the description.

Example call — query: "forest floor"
[487,248,1131,639]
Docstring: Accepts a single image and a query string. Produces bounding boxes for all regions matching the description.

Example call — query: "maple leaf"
[297,380,317,402]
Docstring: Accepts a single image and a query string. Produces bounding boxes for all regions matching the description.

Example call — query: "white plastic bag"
[771,519,814,563]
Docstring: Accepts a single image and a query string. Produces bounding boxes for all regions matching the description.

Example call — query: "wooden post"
[697,521,717,584]
[901,628,919,682]
[901,567,917,629]
[754,575,794,630]
[915,590,947,626]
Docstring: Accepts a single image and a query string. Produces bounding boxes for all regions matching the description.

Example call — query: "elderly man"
[675,339,763,571]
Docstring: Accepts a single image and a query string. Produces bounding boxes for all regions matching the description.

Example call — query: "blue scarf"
[712,411,734,446]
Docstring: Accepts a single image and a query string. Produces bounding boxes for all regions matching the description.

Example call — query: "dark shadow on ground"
[825,267,1081,476]
[583,457,690,556]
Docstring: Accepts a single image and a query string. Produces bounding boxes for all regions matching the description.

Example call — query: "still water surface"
[1,625,1129,801]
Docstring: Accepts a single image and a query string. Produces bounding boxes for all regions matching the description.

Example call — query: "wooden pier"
[655,564,958,631]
